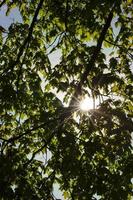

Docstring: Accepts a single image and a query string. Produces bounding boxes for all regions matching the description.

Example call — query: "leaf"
[63,191,69,199]
[109,57,118,69]
[0,26,7,33]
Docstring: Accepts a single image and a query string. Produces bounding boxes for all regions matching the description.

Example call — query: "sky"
[0,5,22,28]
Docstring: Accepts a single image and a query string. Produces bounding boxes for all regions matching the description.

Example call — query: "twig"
[47,32,64,50]
[46,32,64,55]
[104,39,133,60]
[23,138,52,167]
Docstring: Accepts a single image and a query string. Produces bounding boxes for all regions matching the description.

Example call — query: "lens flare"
[80,97,94,111]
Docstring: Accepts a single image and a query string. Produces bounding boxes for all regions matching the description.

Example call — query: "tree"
[0,0,133,199]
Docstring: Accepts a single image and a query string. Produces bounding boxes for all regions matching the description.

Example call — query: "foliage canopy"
[0,0,133,199]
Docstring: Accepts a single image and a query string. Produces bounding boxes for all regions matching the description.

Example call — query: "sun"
[80,97,94,111]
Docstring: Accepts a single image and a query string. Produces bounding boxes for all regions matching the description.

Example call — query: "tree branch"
[0,0,6,8]
[2,0,45,75]
[68,5,115,109]
[0,117,58,143]
[23,123,65,167]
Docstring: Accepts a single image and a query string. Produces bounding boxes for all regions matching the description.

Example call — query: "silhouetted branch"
[2,0,45,75]
[47,32,64,55]
[0,117,58,143]
[0,0,6,8]
[68,4,115,110]
[104,39,133,59]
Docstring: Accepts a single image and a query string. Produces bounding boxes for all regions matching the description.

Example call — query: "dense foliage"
[0,0,133,199]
